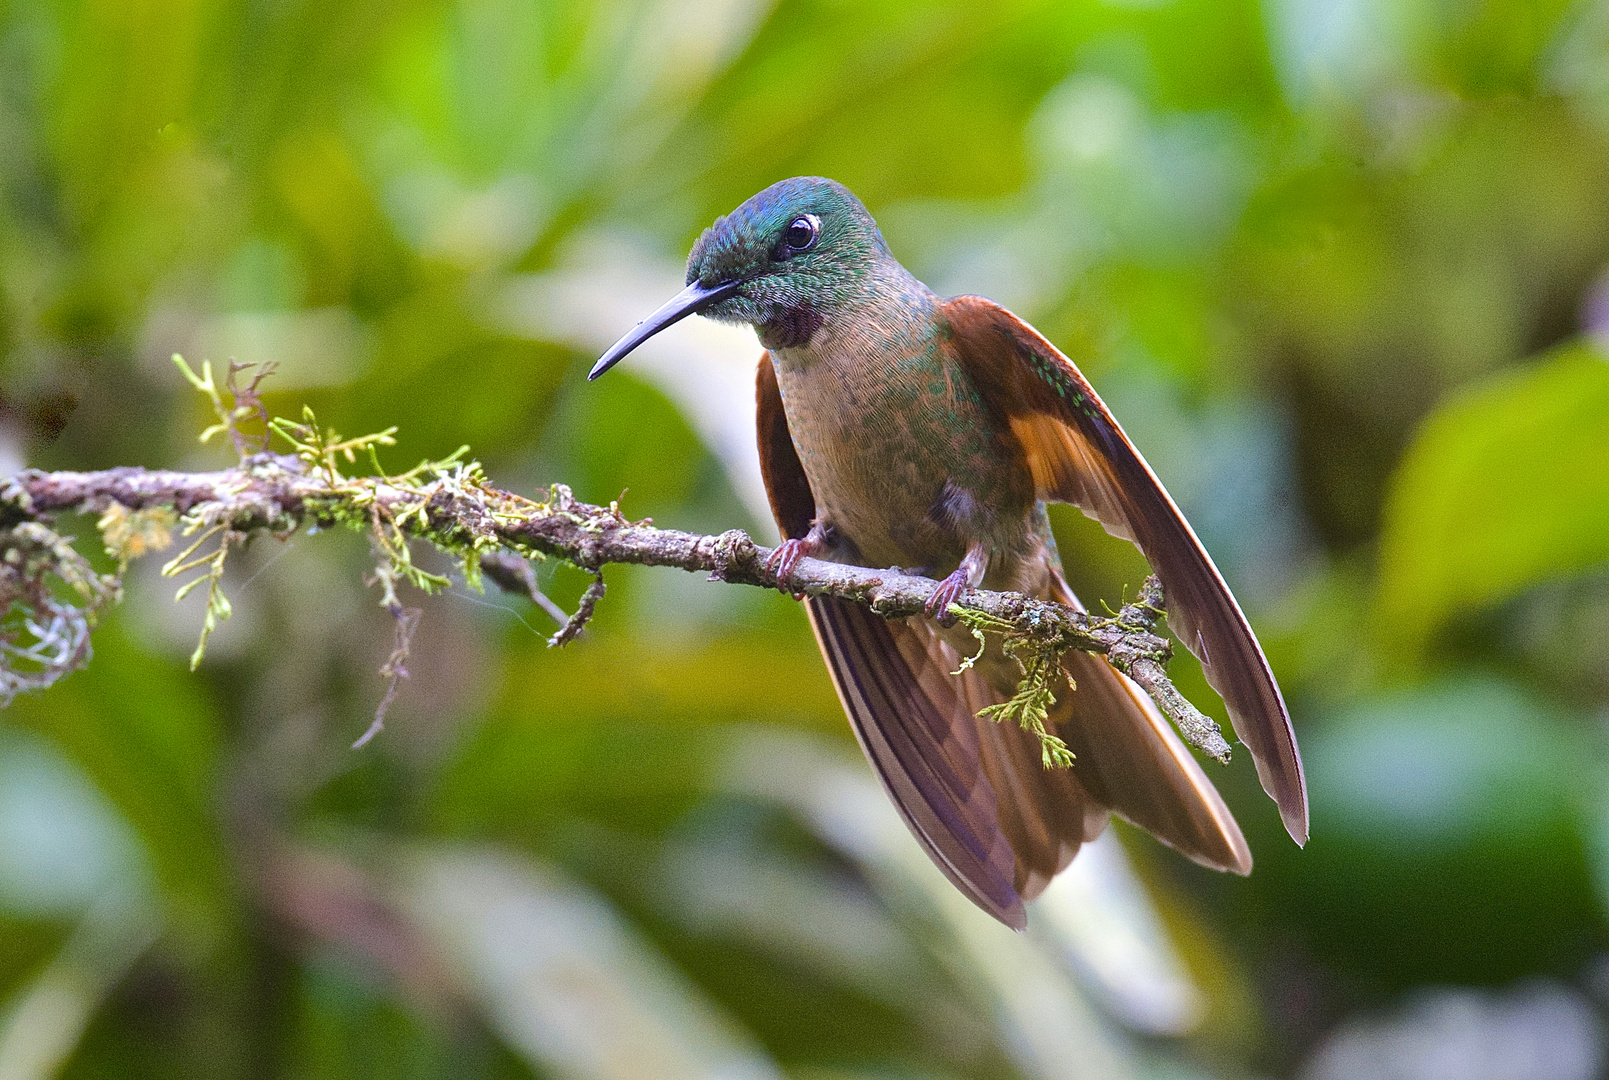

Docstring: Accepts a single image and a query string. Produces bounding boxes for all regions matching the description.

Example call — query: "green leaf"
[1378,341,1609,661]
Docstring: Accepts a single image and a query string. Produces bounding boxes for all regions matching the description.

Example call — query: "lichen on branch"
[0,520,120,705]
[0,357,1232,764]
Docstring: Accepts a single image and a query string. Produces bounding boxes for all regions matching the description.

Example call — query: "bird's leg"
[766,519,834,597]
[925,541,988,624]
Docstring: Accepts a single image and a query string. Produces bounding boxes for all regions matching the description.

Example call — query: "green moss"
[951,604,1076,769]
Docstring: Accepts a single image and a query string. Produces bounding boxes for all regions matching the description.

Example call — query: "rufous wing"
[940,296,1308,844]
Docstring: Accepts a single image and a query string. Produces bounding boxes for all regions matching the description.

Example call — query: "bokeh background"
[3,0,1609,1076]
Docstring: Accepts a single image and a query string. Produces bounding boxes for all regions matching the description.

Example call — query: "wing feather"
[808,597,1026,925]
[891,621,1105,900]
[941,296,1308,844]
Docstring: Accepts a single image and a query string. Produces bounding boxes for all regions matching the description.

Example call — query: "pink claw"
[925,568,971,625]
[767,538,812,595]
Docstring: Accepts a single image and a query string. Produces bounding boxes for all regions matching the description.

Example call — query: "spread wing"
[757,354,1103,928]
[941,296,1308,844]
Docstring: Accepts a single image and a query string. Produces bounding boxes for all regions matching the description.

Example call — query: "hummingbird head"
[589,177,891,379]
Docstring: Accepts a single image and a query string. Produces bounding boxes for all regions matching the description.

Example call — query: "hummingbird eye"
[780,215,820,256]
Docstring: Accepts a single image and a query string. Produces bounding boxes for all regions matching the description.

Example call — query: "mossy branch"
[0,357,1231,764]
[0,460,1230,759]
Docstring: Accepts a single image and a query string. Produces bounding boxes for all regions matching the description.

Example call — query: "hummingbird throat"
[757,305,825,350]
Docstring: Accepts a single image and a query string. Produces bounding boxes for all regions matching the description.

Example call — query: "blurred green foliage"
[1379,344,1609,663]
[3,0,1609,1077]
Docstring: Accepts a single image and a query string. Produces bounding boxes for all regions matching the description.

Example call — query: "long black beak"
[588,279,741,381]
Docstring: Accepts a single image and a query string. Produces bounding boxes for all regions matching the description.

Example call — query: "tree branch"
[0,452,1231,764]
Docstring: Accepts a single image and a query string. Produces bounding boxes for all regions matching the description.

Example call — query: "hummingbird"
[590,176,1305,929]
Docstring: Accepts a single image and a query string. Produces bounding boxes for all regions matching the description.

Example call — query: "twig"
[548,572,603,648]
[1108,577,1231,763]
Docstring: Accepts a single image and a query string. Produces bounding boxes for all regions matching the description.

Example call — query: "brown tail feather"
[893,621,1105,901]
[806,574,1247,927]
[1043,572,1250,874]
[914,568,1250,881]
[1055,650,1250,874]
[807,595,1029,927]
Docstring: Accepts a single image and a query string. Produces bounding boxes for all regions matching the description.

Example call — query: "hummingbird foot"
[766,521,833,598]
[924,542,988,625]
[925,571,971,624]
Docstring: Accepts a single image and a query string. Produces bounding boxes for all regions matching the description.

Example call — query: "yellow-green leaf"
[1378,341,1609,662]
